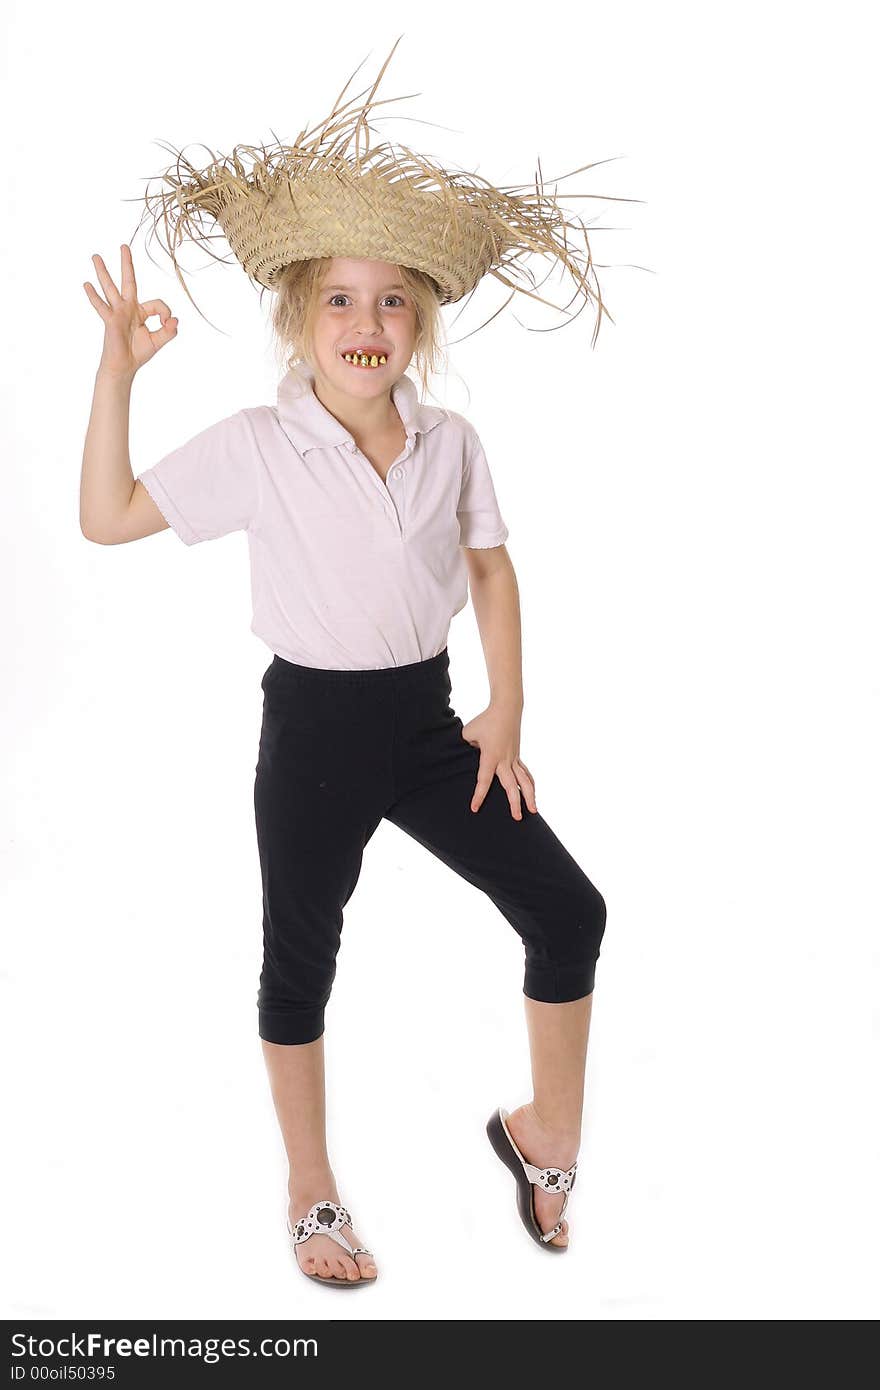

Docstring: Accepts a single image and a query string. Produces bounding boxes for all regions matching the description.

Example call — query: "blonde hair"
[269,258,447,400]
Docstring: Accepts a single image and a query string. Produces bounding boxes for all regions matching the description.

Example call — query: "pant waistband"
[268,646,450,687]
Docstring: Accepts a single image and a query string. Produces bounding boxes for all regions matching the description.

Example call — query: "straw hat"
[130,36,638,347]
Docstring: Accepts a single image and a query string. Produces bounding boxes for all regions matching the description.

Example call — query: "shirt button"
[393,467,404,479]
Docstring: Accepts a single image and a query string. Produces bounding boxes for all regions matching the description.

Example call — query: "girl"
[80,46,618,1289]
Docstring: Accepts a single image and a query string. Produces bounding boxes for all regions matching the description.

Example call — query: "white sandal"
[486,1106,577,1252]
[286,1200,378,1288]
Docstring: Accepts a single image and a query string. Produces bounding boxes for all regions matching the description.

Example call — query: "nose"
[353,322,383,340]
[353,308,385,334]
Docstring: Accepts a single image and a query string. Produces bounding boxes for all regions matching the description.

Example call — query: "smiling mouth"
[341,350,389,369]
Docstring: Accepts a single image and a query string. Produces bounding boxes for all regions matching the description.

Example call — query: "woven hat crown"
[212,162,495,306]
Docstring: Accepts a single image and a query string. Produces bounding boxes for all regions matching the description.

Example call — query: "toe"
[357,1253,377,1278]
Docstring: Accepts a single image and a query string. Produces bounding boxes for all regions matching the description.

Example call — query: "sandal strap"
[539,1189,572,1242]
[520,1158,578,1193]
[287,1200,361,1256]
[498,1108,579,1196]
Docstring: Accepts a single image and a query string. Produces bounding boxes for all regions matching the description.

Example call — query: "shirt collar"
[277,359,447,455]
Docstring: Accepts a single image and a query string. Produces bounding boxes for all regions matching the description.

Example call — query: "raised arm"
[80,244,178,544]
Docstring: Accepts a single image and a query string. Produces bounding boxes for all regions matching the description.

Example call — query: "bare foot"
[503,1103,580,1247]
[288,1183,378,1283]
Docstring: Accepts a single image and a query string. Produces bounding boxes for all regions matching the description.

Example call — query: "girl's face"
[310,258,418,398]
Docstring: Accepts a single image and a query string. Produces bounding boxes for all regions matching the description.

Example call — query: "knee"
[588,884,608,951]
[570,879,607,960]
[536,874,607,964]
[521,877,607,1004]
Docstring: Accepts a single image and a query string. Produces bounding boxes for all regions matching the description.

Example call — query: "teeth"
[343,352,387,368]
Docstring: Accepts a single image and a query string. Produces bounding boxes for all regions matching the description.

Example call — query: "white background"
[2,0,878,1322]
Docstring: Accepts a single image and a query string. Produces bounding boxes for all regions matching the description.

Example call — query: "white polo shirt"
[136,361,509,670]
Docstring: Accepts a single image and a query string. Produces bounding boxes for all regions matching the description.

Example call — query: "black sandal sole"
[486,1107,569,1253]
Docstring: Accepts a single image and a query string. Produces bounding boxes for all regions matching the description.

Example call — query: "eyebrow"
[322,283,406,292]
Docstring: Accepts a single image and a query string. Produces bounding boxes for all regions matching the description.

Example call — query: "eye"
[327,294,405,307]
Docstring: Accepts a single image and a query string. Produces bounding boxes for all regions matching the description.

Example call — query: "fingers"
[85,246,141,314]
[469,764,495,814]
[138,299,173,322]
[82,253,178,346]
[139,299,178,344]
[470,760,537,819]
[119,242,137,299]
[82,279,111,322]
[90,252,124,308]
[148,313,179,348]
[502,773,524,821]
[513,758,538,814]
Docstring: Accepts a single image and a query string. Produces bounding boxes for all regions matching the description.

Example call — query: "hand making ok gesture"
[83,243,178,379]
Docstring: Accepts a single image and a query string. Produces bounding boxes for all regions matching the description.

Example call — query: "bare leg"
[504,993,593,1247]
[261,1037,377,1281]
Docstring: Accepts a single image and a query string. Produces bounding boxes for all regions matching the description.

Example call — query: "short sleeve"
[457,424,509,548]
[135,410,258,545]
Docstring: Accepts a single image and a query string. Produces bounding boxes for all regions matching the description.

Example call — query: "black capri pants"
[253,646,606,1045]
